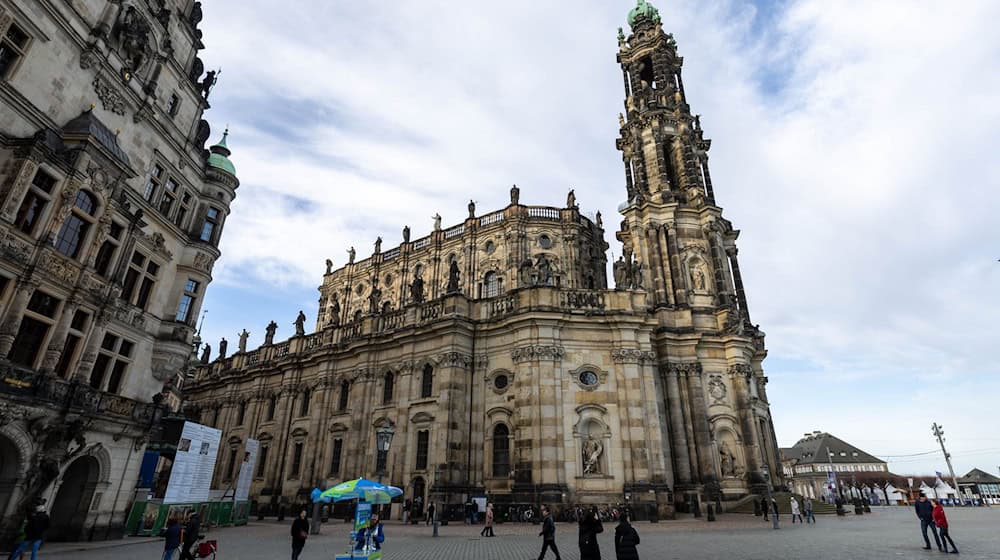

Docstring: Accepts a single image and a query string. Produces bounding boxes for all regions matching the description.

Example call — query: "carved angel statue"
[374,236,382,253]
[583,436,604,474]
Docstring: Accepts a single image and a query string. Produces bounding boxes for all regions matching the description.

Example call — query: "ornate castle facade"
[0,0,235,542]
[184,0,780,518]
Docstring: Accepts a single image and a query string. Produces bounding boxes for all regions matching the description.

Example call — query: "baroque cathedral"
[185,0,781,518]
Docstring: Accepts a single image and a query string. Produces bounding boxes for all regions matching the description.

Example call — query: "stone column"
[684,364,717,481]
[662,365,691,485]
[704,227,730,306]
[726,364,759,474]
[39,296,82,374]
[674,366,699,483]
[0,159,39,222]
[664,225,687,305]
[645,227,668,303]
[656,226,675,305]
[700,157,716,205]
[0,279,38,357]
[73,312,111,382]
[727,247,751,324]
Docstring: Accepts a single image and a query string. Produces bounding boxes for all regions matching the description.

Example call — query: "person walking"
[804,498,816,524]
[760,496,769,521]
[402,499,410,525]
[915,493,943,551]
[771,498,780,522]
[613,515,640,560]
[536,504,562,560]
[426,502,436,526]
[290,508,310,560]
[578,507,604,560]
[159,517,182,560]
[790,497,803,524]
[480,503,494,537]
[931,499,959,554]
[178,512,201,560]
[8,505,49,560]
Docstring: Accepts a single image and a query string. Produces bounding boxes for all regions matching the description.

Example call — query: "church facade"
[184,0,780,518]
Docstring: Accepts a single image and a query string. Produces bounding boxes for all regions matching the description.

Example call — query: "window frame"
[175,278,200,323]
[0,20,31,80]
[13,168,57,237]
[329,437,343,476]
[420,364,434,398]
[93,221,125,278]
[122,250,160,311]
[382,371,394,404]
[53,190,99,260]
[7,290,61,369]
[338,381,350,412]
[491,424,511,478]
[143,164,164,202]
[415,430,429,471]
[200,206,221,243]
[88,332,135,394]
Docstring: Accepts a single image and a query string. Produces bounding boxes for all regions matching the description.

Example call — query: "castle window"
[200,207,220,243]
[484,272,500,298]
[144,165,163,201]
[484,240,495,254]
[224,448,238,481]
[94,222,125,278]
[175,191,192,228]
[538,234,552,249]
[175,279,200,323]
[492,424,510,477]
[89,333,134,394]
[338,381,349,411]
[14,169,56,236]
[420,364,433,398]
[0,22,30,79]
[55,309,90,378]
[7,290,60,368]
[158,178,178,217]
[415,430,429,470]
[54,190,98,260]
[236,401,247,425]
[382,371,394,404]
[638,55,655,88]
[122,250,159,310]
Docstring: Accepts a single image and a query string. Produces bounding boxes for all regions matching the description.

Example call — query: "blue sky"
[196,0,1000,477]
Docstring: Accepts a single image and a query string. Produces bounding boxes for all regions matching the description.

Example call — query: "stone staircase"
[725,492,838,515]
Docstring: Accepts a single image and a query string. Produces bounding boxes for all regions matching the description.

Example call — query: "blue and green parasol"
[310,478,403,504]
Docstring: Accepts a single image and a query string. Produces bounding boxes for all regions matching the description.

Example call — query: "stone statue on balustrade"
[535,254,553,286]
[566,189,576,208]
[510,184,520,205]
[368,285,383,314]
[432,213,442,231]
[468,199,476,218]
[237,329,250,353]
[630,259,644,289]
[293,310,306,336]
[402,225,410,243]
[613,256,627,289]
[218,338,227,360]
[374,236,382,254]
[446,260,461,293]
[328,295,341,326]
[347,246,356,264]
[264,320,277,345]
[410,274,425,303]
[200,344,211,364]
[325,259,333,275]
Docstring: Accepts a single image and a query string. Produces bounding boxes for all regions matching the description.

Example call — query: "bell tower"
[614,0,781,505]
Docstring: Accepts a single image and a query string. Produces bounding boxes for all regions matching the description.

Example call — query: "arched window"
[299,389,311,417]
[492,424,510,477]
[338,380,350,411]
[484,271,500,298]
[420,364,433,398]
[54,190,97,259]
[382,371,394,404]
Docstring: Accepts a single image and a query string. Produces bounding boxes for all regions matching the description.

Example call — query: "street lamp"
[761,465,778,530]
[375,424,396,483]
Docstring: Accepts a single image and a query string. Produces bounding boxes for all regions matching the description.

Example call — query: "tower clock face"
[579,371,599,387]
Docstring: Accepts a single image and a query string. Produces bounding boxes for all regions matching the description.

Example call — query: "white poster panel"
[164,421,222,504]
[234,438,259,501]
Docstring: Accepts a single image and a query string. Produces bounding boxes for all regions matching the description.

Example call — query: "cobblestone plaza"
[38,508,1000,560]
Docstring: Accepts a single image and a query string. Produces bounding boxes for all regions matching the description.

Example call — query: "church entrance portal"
[48,456,99,541]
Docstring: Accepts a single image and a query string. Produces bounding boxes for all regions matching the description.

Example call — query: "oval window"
[579,371,599,387]
[539,235,552,249]
[494,374,509,389]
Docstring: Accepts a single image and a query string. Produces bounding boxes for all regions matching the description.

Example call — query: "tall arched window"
[420,364,433,398]
[54,190,97,259]
[382,371,394,404]
[299,389,311,417]
[492,424,510,477]
[338,380,350,411]
[484,271,500,298]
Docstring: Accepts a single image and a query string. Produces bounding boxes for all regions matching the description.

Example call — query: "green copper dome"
[627,0,661,28]
[207,128,236,176]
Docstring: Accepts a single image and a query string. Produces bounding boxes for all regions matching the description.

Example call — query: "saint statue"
[218,337,228,359]
[374,236,382,254]
[630,260,644,289]
[510,184,520,205]
[347,246,356,264]
[583,436,604,475]
[325,259,333,275]
[613,256,627,289]
[402,225,410,243]
[293,310,306,336]
[595,211,603,228]
[432,213,442,231]
[328,295,341,326]
[237,329,250,353]
[693,267,706,291]
[446,260,461,293]
[410,274,425,303]
[468,199,476,218]
[264,320,277,345]
[200,344,211,364]
[720,443,736,478]
[566,189,576,208]
[535,255,553,286]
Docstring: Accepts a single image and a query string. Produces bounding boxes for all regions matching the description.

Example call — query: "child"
[931,499,959,554]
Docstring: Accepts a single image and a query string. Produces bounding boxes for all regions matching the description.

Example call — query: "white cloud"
[199,0,1000,475]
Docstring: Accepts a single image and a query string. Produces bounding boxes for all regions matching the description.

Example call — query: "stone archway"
[0,434,24,526]
[48,456,100,541]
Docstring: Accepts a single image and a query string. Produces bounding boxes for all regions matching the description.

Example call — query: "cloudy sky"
[197,0,1000,477]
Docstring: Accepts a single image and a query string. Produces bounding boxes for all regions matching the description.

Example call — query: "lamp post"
[761,465,778,530]
[375,424,395,519]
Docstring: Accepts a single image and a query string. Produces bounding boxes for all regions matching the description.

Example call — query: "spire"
[206,127,236,176]
[627,0,661,29]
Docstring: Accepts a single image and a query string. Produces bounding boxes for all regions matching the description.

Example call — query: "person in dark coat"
[355,512,385,551]
[178,512,201,560]
[159,517,182,560]
[914,493,942,551]
[8,505,49,560]
[536,504,562,560]
[613,515,640,560]
[760,496,769,521]
[578,507,604,560]
[290,508,310,560]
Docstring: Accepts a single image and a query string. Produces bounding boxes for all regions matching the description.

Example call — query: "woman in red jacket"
[931,499,959,554]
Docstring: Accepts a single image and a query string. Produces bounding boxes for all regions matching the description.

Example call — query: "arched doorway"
[48,456,99,541]
[411,477,426,517]
[0,435,24,523]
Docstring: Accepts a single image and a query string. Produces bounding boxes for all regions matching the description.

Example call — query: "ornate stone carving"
[111,302,146,328]
[610,348,656,364]
[38,252,81,285]
[582,435,604,475]
[665,362,702,377]
[1,232,33,264]
[727,363,753,379]
[93,75,128,115]
[437,352,471,369]
[192,252,214,273]
[113,5,154,75]
[134,230,173,260]
[511,345,565,363]
[707,374,728,405]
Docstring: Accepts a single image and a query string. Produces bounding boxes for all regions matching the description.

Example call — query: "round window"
[494,374,509,389]
[385,273,393,285]
[485,240,496,254]
[539,235,552,249]
[579,371,599,387]
[355,283,365,295]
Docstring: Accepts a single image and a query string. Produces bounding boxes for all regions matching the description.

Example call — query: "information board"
[164,421,222,504]
[234,438,259,501]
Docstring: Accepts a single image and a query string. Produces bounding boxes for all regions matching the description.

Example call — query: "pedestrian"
[915,493,943,551]
[178,512,201,560]
[472,500,479,524]
[790,497,803,524]
[355,513,385,551]
[159,517,182,560]
[931,499,959,554]
[290,508,310,560]
[771,498,779,521]
[8,505,49,560]
[804,498,816,524]
[579,507,604,560]
[614,515,640,560]
[760,495,769,521]
[481,503,495,537]
[402,499,410,525]
[426,502,435,526]
[536,504,562,560]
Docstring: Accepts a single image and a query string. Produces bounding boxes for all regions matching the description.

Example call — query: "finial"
[196,309,208,335]
[89,102,96,111]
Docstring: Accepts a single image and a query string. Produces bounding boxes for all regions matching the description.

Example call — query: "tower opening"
[638,56,655,88]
